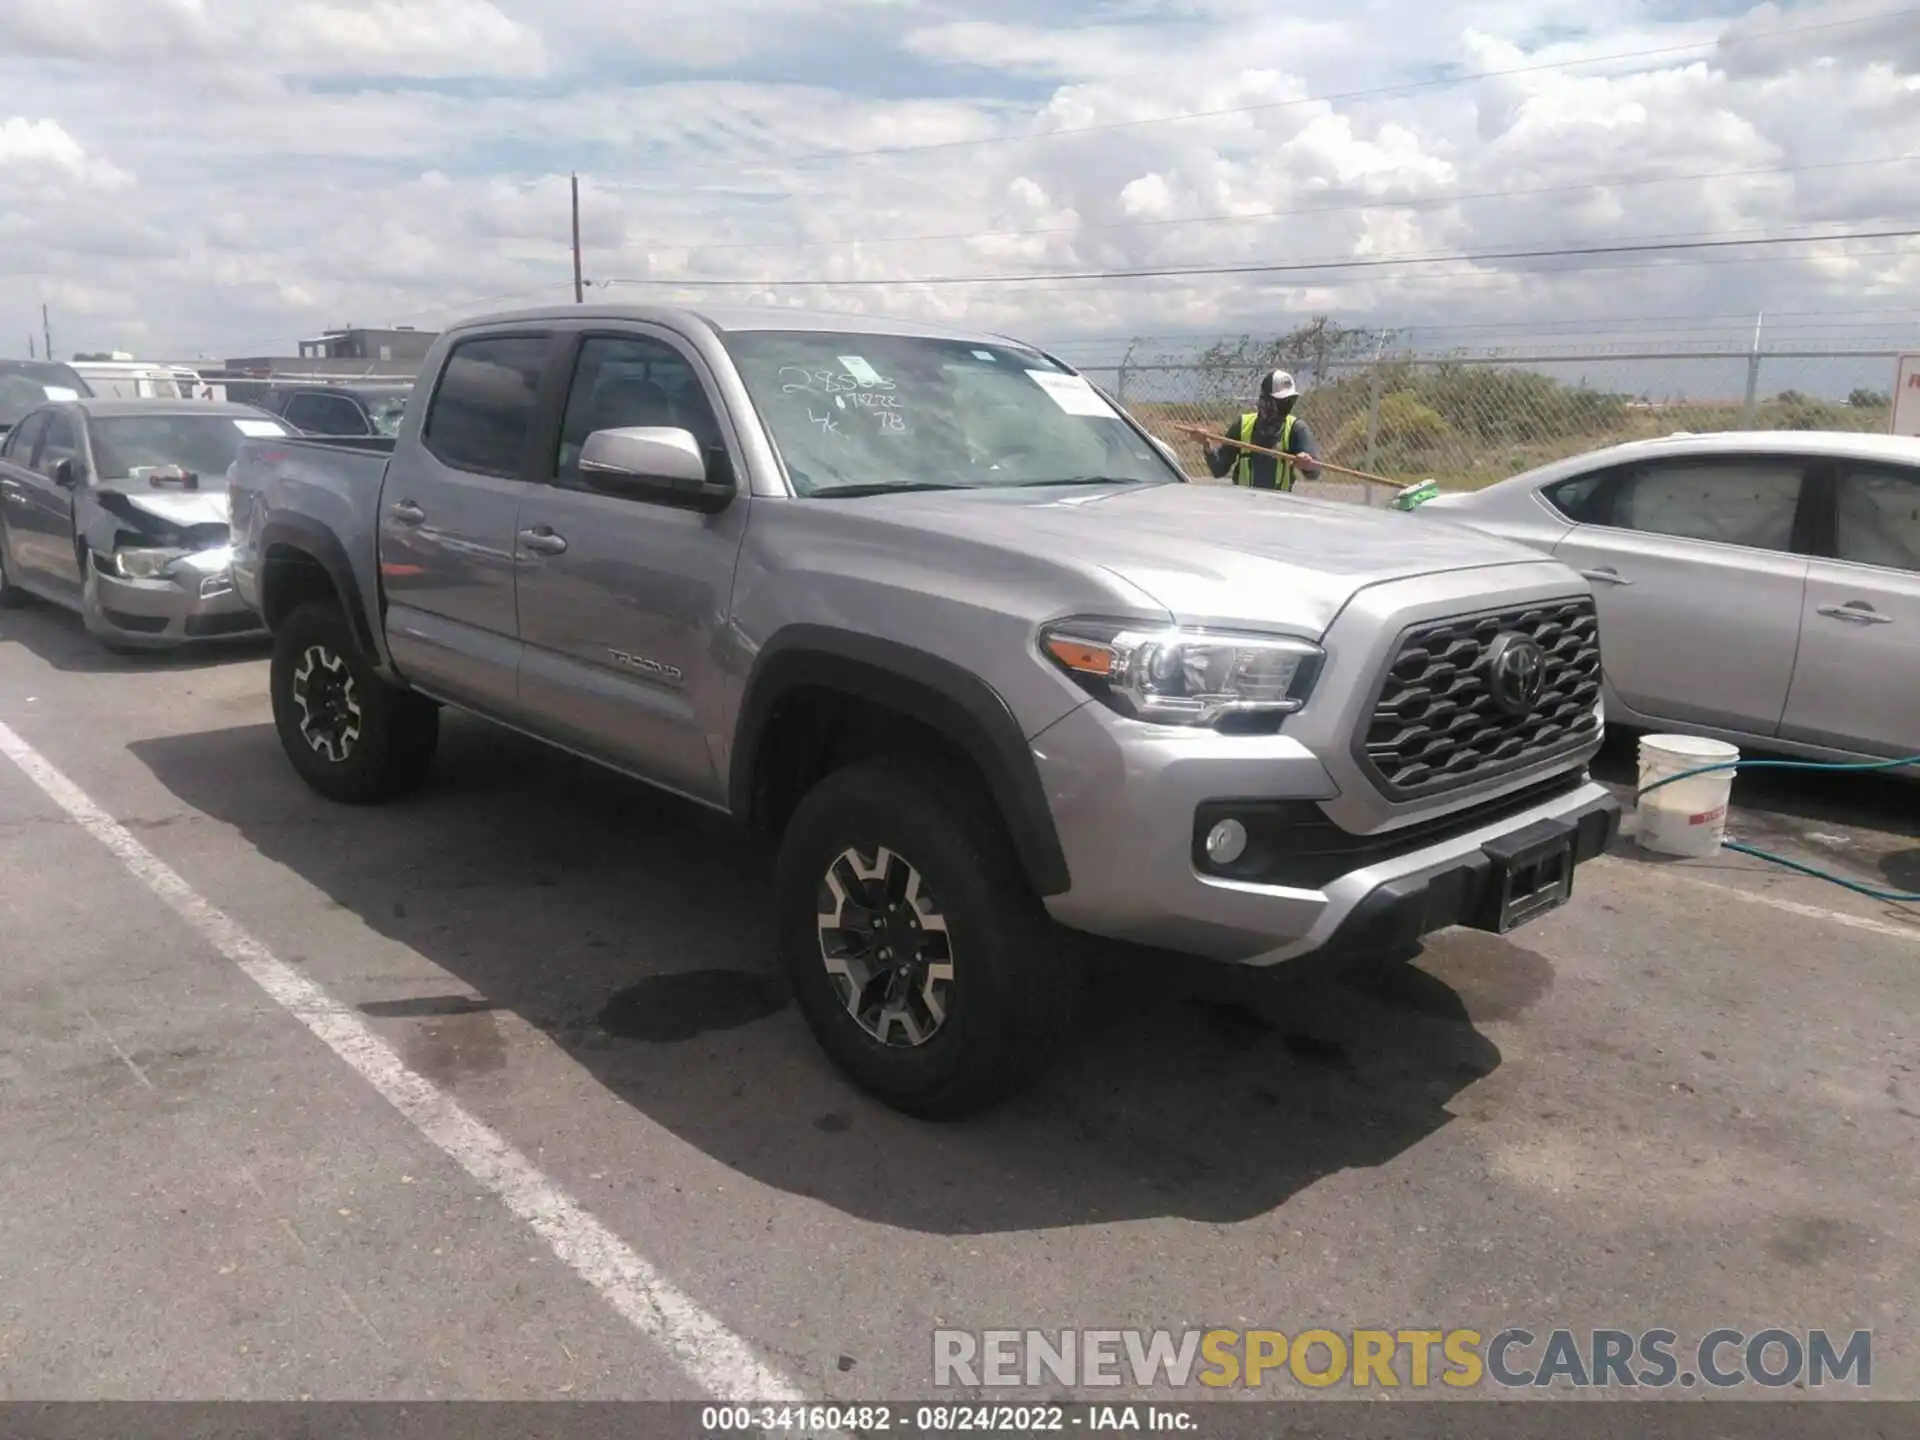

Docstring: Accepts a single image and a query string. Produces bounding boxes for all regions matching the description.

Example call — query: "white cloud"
[0,117,132,188]
[0,0,1914,365]
[0,0,546,76]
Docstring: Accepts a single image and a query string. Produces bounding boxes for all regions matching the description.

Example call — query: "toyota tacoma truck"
[226,305,1620,1118]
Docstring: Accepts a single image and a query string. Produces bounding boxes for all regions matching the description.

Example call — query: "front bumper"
[83,563,266,648]
[1033,698,1619,964]
[1298,793,1620,963]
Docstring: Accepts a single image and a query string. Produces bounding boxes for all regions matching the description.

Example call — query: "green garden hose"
[1633,753,1920,904]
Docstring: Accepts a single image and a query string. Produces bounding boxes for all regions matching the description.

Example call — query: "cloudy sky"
[1,0,1916,366]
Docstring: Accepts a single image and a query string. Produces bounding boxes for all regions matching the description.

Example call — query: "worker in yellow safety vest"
[1202,368,1321,491]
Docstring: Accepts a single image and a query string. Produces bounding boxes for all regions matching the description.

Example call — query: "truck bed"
[226,434,396,635]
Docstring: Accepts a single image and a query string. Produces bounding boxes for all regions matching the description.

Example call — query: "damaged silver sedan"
[0,400,290,651]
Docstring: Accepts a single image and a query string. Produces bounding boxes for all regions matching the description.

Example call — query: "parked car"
[0,399,291,649]
[68,361,187,400]
[226,304,1619,1117]
[0,359,94,437]
[252,382,413,439]
[1406,430,1920,763]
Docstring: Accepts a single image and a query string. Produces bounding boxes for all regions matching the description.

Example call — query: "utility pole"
[571,172,584,303]
[1741,309,1764,426]
[42,304,52,362]
[1115,339,1136,405]
[28,335,35,359]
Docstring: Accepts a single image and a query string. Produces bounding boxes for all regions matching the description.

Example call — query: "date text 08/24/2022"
[700,1405,1197,1432]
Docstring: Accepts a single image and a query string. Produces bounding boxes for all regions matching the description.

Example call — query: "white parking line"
[0,719,803,1403]
[1596,855,1920,943]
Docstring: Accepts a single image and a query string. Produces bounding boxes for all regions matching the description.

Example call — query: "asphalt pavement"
[1,596,1915,1405]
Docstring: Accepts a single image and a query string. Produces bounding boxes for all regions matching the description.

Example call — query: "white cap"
[1260,369,1298,400]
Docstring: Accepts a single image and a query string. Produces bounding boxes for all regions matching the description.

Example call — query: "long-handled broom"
[1167,423,1441,509]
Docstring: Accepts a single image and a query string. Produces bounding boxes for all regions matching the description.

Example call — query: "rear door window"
[1832,462,1920,573]
[422,335,553,478]
[1574,457,1808,553]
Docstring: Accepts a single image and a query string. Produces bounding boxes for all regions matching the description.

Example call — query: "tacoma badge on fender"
[609,649,684,684]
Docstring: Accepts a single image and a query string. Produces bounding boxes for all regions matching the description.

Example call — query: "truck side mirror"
[579,426,735,514]
[52,457,81,488]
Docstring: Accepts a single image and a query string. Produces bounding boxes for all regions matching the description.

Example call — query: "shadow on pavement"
[131,715,1523,1234]
[0,593,270,675]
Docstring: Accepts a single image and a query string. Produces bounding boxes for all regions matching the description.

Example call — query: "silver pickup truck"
[227,304,1621,1117]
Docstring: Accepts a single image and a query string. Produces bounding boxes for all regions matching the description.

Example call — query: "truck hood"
[843,481,1559,635]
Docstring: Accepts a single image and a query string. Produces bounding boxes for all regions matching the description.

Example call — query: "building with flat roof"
[294,326,437,364]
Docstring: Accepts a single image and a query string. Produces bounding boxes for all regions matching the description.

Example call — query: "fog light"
[1205,818,1248,866]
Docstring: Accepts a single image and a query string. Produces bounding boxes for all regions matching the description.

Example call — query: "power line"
[595,222,1920,291]
[1044,307,1920,347]
[581,6,1918,178]
[597,243,1920,297]
[617,153,1919,254]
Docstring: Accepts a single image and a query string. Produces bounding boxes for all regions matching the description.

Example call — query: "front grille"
[186,610,262,637]
[101,609,169,634]
[1358,596,1602,799]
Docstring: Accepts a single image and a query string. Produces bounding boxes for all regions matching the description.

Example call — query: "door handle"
[1817,602,1893,625]
[1579,567,1633,586]
[517,526,568,556]
[389,500,426,525]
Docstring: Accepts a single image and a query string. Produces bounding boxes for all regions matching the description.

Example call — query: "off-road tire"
[776,756,1079,1119]
[270,600,438,803]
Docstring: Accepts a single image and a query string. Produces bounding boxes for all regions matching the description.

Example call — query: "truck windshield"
[721,331,1179,497]
[91,413,287,486]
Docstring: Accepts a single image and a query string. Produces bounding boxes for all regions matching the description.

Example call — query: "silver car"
[1407,430,1920,762]
[0,399,291,650]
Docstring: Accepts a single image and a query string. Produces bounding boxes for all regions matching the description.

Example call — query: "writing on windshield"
[723,332,1175,496]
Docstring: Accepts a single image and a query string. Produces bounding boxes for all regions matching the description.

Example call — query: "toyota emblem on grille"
[1485,632,1548,715]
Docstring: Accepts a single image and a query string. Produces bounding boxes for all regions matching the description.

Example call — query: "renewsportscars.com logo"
[932,1328,1872,1391]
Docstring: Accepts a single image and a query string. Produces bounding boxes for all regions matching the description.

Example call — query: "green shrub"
[1331,391,1454,462]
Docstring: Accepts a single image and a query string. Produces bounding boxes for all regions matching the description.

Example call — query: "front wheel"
[775,757,1079,1119]
[270,600,438,803]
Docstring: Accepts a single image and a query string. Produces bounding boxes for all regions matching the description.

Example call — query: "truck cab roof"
[456,302,1038,351]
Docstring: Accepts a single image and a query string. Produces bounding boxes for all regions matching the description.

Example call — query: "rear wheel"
[775,756,1078,1119]
[270,600,438,803]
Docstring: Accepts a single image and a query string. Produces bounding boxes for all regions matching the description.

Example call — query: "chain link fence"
[1079,348,1906,505]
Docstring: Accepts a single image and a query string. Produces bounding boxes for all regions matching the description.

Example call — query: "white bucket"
[1636,733,1739,858]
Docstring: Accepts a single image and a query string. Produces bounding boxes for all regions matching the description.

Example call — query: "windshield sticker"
[837,355,886,387]
[971,350,997,362]
[1026,369,1118,418]
[42,386,79,401]
[233,419,287,437]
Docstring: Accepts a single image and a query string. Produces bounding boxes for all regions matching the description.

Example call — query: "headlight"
[107,544,233,581]
[169,544,234,575]
[108,547,190,580]
[1040,620,1323,729]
